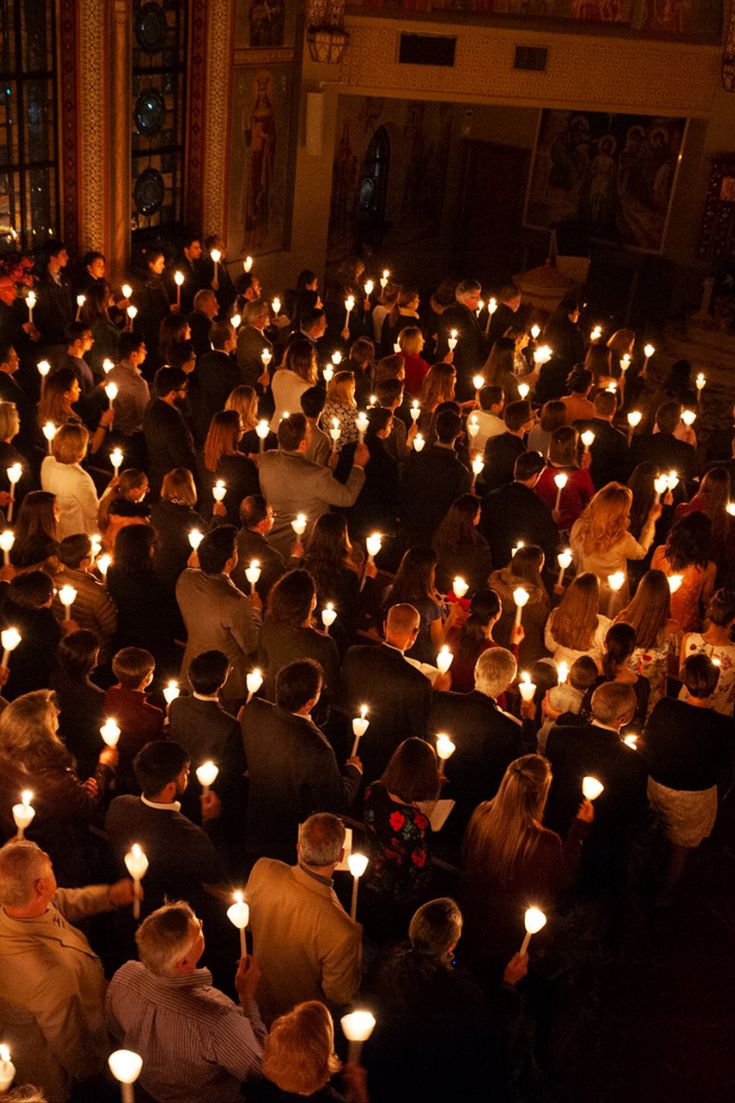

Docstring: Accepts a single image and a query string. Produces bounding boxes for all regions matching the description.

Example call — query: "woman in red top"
[446,589,501,693]
[534,426,594,533]
[398,326,432,399]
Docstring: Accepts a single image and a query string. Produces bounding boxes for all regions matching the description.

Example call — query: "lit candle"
[681,409,696,427]
[447,328,458,351]
[110,447,124,476]
[37,358,50,380]
[26,290,35,325]
[1,626,21,668]
[100,719,120,747]
[436,732,456,773]
[452,576,469,599]
[231,313,241,330]
[245,559,261,596]
[356,410,369,443]
[653,474,668,498]
[196,760,218,795]
[11,789,34,838]
[6,463,21,523]
[348,852,369,922]
[58,583,77,621]
[518,382,530,400]
[668,574,683,594]
[520,906,547,956]
[413,433,425,452]
[476,298,484,317]
[531,324,541,340]
[260,346,272,373]
[321,602,337,632]
[210,247,222,269]
[75,293,86,320]
[108,1049,143,1103]
[369,394,377,407]
[90,533,102,562]
[533,345,552,366]
[511,540,525,558]
[410,399,420,422]
[553,472,568,513]
[243,255,253,272]
[643,343,655,370]
[557,548,572,588]
[727,502,735,517]
[696,372,706,397]
[344,294,355,324]
[105,382,118,407]
[174,270,184,308]
[581,430,595,452]
[513,587,529,627]
[364,279,374,297]
[557,660,569,684]
[246,667,263,702]
[620,354,631,374]
[471,454,484,484]
[323,364,334,386]
[97,553,112,578]
[121,283,133,300]
[380,269,390,290]
[102,358,114,374]
[124,843,148,920]
[436,645,453,674]
[590,325,602,342]
[212,479,227,503]
[472,374,485,392]
[666,470,679,492]
[43,421,56,453]
[0,1043,15,1091]
[330,417,341,452]
[291,513,307,537]
[0,528,14,567]
[331,350,342,367]
[256,419,270,453]
[351,704,369,757]
[366,532,382,563]
[163,679,180,705]
[467,415,479,440]
[188,528,204,551]
[126,305,137,330]
[227,890,249,957]
[341,1010,376,1065]
[623,733,639,749]
[607,571,625,617]
[582,775,604,801]
[271,296,281,316]
[518,671,536,702]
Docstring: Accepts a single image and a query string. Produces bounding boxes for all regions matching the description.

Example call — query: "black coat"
[187,309,214,358]
[341,643,433,783]
[143,398,198,495]
[35,271,73,346]
[192,349,242,441]
[51,667,106,780]
[106,566,182,673]
[150,500,206,591]
[481,433,526,493]
[630,432,698,485]
[573,417,630,489]
[335,436,399,541]
[480,480,559,569]
[400,444,472,547]
[167,694,245,824]
[199,452,260,525]
[238,698,360,863]
[436,302,488,389]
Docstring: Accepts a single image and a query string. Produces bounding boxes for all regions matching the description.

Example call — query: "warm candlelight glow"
[472,374,485,391]
[210,248,222,264]
[243,255,253,272]
[467,415,479,437]
[582,776,605,800]
[518,671,536,702]
[121,283,132,299]
[607,571,625,593]
[100,719,121,747]
[436,645,453,674]
[513,587,530,608]
[557,660,569,684]
[627,411,642,428]
[452,576,469,599]
[581,430,595,449]
[533,344,552,365]
[520,905,547,956]
[553,472,568,490]
[37,358,50,377]
[518,382,530,400]
[105,382,118,404]
[643,343,655,359]
[472,455,484,477]
[246,668,263,698]
[174,270,184,286]
[557,549,573,571]
[108,1049,143,1087]
[366,533,382,559]
[321,602,337,629]
[97,553,112,577]
[188,529,204,550]
[272,297,281,315]
[291,513,307,537]
[413,433,425,452]
[163,680,180,705]
[681,409,696,427]
[196,761,219,789]
[435,732,456,761]
[212,479,227,502]
[347,852,369,878]
[668,574,683,593]
[531,324,541,339]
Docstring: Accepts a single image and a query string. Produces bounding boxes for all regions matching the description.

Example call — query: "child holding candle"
[103,647,164,790]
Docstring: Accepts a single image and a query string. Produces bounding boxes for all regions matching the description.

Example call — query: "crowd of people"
[0,238,733,1103]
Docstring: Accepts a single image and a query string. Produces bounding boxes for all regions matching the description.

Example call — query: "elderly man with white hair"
[0,840,137,1102]
[436,277,487,394]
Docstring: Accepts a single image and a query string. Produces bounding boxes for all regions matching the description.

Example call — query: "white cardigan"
[41,456,99,538]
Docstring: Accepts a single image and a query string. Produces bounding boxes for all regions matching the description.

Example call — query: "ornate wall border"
[58,0,79,251]
[76,0,109,252]
[185,0,207,230]
[201,0,236,237]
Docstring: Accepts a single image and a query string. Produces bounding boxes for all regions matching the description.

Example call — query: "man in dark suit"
[0,278,40,385]
[630,400,698,485]
[143,366,198,496]
[34,240,73,357]
[188,288,219,357]
[236,300,272,390]
[191,320,241,443]
[239,659,361,865]
[195,234,237,317]
[172,232,203,315]
[428,646,526,845]
[480,449,559,569]
[341,604,435,784]
[0,342,34,446]
[400,407,471,546]
[285,307,327,350]
[481,399,534,493]
[487,283,522,348]
[230,494,288,603]
[435,279,487,396]
[58,320,97,397]
[544,682,648,896]
[573,390,630,489]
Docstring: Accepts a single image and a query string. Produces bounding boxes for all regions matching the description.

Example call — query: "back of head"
[188,649,229,696]
[504,400,532,432]
[275,658,323,712]
[567,366,592,395]
[408,897,462,959]
[136,900,198,977]
[210,320,234,351]
[435,408,462,444]
[539,400,566,434]
[0,840,49,909]
[464,754,550,881]
[115,523,155,572]
[119,331,145,360]
[381,737,439,803]
[455,279,481,301]
[603,621,636,677]
[376,377,403,407]
[160,467,197,506]
[479,384,503,411]
[277,412,307,451]
[706,588,735,629]
[385,602,420,643]
[589,681,636,726]
[268,568,315,628]
[133,740,189,797]
[198,524,236,575]
[299,812,345,867]
[300,307,324,334]
[552,572,600,649]
[549,426,578,467]
[8,569,54,609]
[0,689,61,763]
[300,385,325,420]
[57,628,100,680]
[655,399,681,436]
[263,1001,339,1096]
[594,390,617,418]
[569,655,599,691]
[154,366,187,399]
[112,646,155,689]
[474,646,517,698]
[52,422,88,466]
[682,653,719,698]
[514,450,544,482]
[240,493,268,529]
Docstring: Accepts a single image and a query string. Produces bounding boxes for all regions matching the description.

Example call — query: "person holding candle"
[199,409,259,525]
[629,401,698,488]
[158,313,192,371]
[10,489,60,571]
[142,366,198,496]
[573,390,631,490]
[443,589,502,693]
[98,471,150,549]
[378,285,421,354]
[559,366,596,425]
[235,300,273,391]
[270,340,319,430]
[51,629,106,780]
[191,321,241,437]
[226,383,276,454]
[231,495,289,601]
[322,371,360,448]
[0,839,138,1102]
[396,326,432,399]
[33,241,73,359]
[680,588,735,716]
[0,573,68,699]
[583,622,650,728]
[673,467,735,579]
[77,283,121,376]
[334,406,400,543]
[471,384,506,451]
[0,401,31,509]
[198,233,238,316]
[149,468,207,592]
[534,427,594,533]
[482,399,535,493]
[480,451,560,574]
[302,514,378,645]
[542,296,586,369]
[134,249,174,373]
[432,493,491,596]
[103,648,164,785]
[614,569,679,713]
[0,346,34,451]
[107,899,265,1102]
[103,331,150,450]
[37,368,115,456]
[436,280,487,393]
[651,513,716,632]
[52,535,118,648]
[106,527,182,673]
[401,408,472,549]
[483,336,522,405]
[488,545,550,667]
[544,572,611,670]
[185,287,219,358]
[387,546,460,665]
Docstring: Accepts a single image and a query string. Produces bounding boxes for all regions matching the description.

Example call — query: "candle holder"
[110,448,124,477]
[410,400,420,422]
[0,528,14,566]
[188,529,204,551]
[196,760,218,794]
[163,680,180,705]
[97,553,112,578]
[100,719,121,747]
[12,789,34,838]
[102,358,114,374]
[518,672,536,702]
[553,472,568,514]
[291,513,307,537]
[105,382,118,407]
[321,603,337,632]
[447,328,458,351]
[452,576,469,599]
[518,382,530,400]
[436,645,453,675]
[174,270,184,309]
[246,668,263,702]
[42,421,56,453]
[212,480,227,503]
[413,433,425,452]
[467,416,480,440]
[351,705,369,757]
[472,374,485,393]
[6,462,21,523]
[272,297,281,316]
[1,626,21,668]
[243,256,253,272]
[256,420,270,453]
[380,269,390,290]
[356,410,369,443]
[58,584,77,621]
[513,587,529,628]
[556,548,573,588]
[37,358,50,380]
[245,559,261,596]
[582,775,604,801]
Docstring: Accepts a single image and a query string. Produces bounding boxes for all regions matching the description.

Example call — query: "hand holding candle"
[520,906,546,956]
[124,843,148,920]
[227,890,250,956]
[245,559,261,595]
[58,584,77,621]
[196,760,218,794]
[0,529,14,566]
[246,667,263,702]
[513,587,529,628]
[351,704,369,757]
[557,548,572,588]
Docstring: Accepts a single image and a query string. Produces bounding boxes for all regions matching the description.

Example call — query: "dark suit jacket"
[480,480,559,569]
[193,349,242,441]
[167,694,245,823]
[35,272,73,346]
[143,398,198,495]
[239,698,360,862]
[573,417,630,489]
[400,445,472,546]
[630,432,698,485]
[231,527,287,603]
[187,309,214,358]
[428,690,524,841]
[194,256,237,316]
[436,303,487,387]
[341,643,433,783]
[544,721,648,891]
[482,433,526,493]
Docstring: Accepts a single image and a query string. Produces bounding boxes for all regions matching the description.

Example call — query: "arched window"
[357,126,389,245]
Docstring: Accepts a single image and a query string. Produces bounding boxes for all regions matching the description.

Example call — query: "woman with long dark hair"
[302,513,373,644]
[389,546,455,665]
[615,569,678,712]
[201,409,259,524]
[534,426,594,533]
[106,524,180,671]
[488,545,548,667]
[445,588,502,693]
[432,493,491,595]
[586,622,650,726]
[680,588,735,716]
[544,571,610,669]
[651,512,716,632]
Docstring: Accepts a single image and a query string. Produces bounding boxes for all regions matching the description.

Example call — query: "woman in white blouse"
[270,340,319,430]
[544,572,610,670]
[41,423,101,538]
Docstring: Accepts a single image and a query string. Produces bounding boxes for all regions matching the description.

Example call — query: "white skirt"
[647,777,717,848]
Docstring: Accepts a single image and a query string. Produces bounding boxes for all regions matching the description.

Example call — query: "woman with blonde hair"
[534,426,594,532]
[150,468,205,591]
[37,367,113,454]
[98,468,149,537]
[201,409,259,524]
[270,338,318,429]
[225,383,277,455]
[544,571,610,668]
[398,325,431,399]
[416,362,457,439]
[615,568,679,711]
[461,753,592,970]
[261,1001,346,1100]
[41,423,103,537]
[571,481,661,611]
[323,370,359,447]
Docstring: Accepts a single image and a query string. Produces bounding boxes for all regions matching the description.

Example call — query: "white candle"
[105,382,118,407]
[331,350,342,366]
[531,324,541,340]
[471,455,484,482]
[108,1049,143,1103]
[666,470,679,492]
[246,667,263,702]
[436,645,453,674]
[26,291,35,326]
[126,305,137,329]
[643,343,655,370]
[472,374,485,392]
[518,671,536,702]
[513,587,529,628]
[90,533,102,562]
[124,843,148,920]
[410,399,420,422]
[476,299,484,317]
[291,513,307,537]
[6,462,20,524]
[436,732,456,766]
[696,372,706,396]
[452,576,469,599]
[533,345,552,366]
[330,417,341,452]
[607,571,626,617]
[163,679,180,705]
[321,602,337,632]
[110,447,124,476]
[380,269,390,290]
[0,528,13,566]
[188,528,204,551]
[97,553,112,578]
[58,583,77,621]
[557,660,569,684]
[243,255,253,272]
[366,532,382,562]
[75,293,86,320]
[518,382,530,400]
[467,415,480,439]
[100,719,121,747]
[121,283,132,300]
[344,295,355,329]
[413,433,425,452]
[271,296,281,316]
[356,410,369,443]
[581,430,595,452]
[341,1010,376,1065]
[553,472,568,513]
[231,313,241,330]
[351,704,369,757]
[348,852,368,921]
[0,1043,15,1091]
[212,479,227,503]
[37,358,50,380]
[626,410,642,443]
[447,328,458,351]
[102,358,114,374]
[323,364,334,385]
[511,540,525,558]
[590,325,602,342]
[12,789,34,838]
[668,574,683,594]
[620,354,631,374]
[256,419,270,453]
[174,270,184,308]
[227,890,250,957]
[623,733,639,749]
[0,626,21,668]
[557,548,572,587]
[43,420,56,453]
[520,906,547,956]
[681,409,696,427]
[210,247,222,269]
[582,775,604,801]
[245,559,261,597]
[196,760,218,794]
[653,475,668,498]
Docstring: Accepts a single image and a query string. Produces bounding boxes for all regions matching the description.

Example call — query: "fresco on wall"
[524,109,686,253]
[235,0,299,48]
[350,0,720,38]
[228,63,295,254]
[327,96,452,262]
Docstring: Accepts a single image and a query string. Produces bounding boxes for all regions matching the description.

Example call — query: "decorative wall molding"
[77,0,109,252]
[58,0,79,251]
[341,15,720,117]
[201,0,236,237]
[185,0,207,230]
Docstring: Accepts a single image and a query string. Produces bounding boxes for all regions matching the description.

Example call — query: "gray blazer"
[176,569,259,704]
[258,448,365,556]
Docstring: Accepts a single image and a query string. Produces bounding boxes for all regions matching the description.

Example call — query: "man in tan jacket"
[245,812,362,1024]
[0,840,137,1102]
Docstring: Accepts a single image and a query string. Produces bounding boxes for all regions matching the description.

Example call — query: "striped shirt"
[106,961,265,1103]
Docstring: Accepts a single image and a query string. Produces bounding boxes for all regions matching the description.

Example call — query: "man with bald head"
[341,603,433,782]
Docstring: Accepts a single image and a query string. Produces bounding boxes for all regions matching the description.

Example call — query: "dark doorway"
[454,139,530,282]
